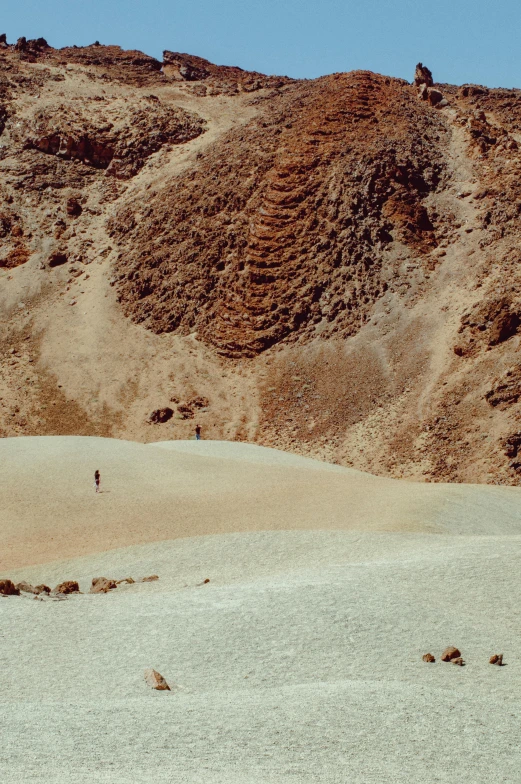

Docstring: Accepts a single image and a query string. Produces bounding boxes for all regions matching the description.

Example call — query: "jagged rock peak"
[414,62,433,87]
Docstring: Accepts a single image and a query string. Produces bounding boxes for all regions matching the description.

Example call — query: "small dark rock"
[149,407,174,424]
[48,251,68,268]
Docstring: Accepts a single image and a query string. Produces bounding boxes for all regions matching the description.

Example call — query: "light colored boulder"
[144,669,170,690]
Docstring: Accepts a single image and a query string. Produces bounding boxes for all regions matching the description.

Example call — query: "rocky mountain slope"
[1,37,521,484]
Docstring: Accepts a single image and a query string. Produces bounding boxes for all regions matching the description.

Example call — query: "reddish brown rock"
[54,580,80,594]
[116,577,135,585]
[48,251,68,268]
[141,575,159,582]
[452,657,465,666]
[90,577,117,594]
[422,653,436,663]
[441,646,461,662]
[0,579,20,596]
[66,197,83,217]
[144,668,170,690]
[414,63,434,87]
[489,654,503,665]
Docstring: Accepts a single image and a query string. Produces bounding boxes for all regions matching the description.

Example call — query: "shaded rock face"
[0,579,20,596]
[16,100,205,179]
[144,668,170,690]
[485,366,521,407]
[149,408,173,424]
[455,297,521,356]
[489,654,503,665]
[111,71,448,356]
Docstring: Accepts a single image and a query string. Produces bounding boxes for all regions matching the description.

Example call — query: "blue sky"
[3,0,520,88]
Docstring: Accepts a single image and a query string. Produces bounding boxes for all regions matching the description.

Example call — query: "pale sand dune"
[1,437,521,782]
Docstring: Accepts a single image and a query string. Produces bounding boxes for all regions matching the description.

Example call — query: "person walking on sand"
[195,424,201,441]
[94,469,101,493]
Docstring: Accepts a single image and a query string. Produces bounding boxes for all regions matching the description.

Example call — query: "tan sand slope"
[2,436,521,570]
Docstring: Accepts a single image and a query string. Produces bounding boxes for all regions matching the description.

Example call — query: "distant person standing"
[195,424,201,441]
[94,469,101,493]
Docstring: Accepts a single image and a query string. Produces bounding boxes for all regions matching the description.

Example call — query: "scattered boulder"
[452,657,465,666]
[66,197,83,217]
[141,575,159,582]
[15,581,51,595]
[0,579,20,596]
[149,407,173,424]
[144,668,170,690]
[422,653,436,663]
[414,63,434,87]
[441,646,461,662]
[426,88,443,107]
[489,654,504,666]
[90,577,117,594]
[196,578,210,586]
[35,584,51,594]
[116,577,135,585]
[54,580,80,594]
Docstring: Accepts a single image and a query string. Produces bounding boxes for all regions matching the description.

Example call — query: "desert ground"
[1,436,520,783]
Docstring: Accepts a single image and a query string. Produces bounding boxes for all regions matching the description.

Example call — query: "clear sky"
[3,0,520,88]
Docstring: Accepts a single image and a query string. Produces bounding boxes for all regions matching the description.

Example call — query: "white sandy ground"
[1,438,521,783]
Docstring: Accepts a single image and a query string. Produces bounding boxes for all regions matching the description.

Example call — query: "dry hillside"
[1,36,521,483]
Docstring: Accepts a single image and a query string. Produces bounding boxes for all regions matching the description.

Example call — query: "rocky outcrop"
[14,99,205,179]
[0,579,20,596]
[144,668,170,690]
[415,64,446,108]
[111,71,447,356]
[162,51,291,94]
[414,63,433,87]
